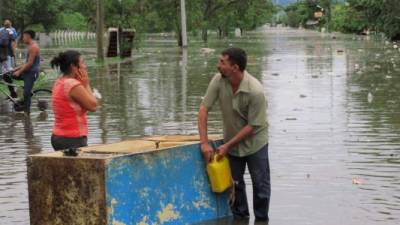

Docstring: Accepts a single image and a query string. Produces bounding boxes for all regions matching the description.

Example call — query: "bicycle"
[0,69,52,112]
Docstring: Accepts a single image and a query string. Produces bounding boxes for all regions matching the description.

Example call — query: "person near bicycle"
[0,19,17,70]
[50,50,97,150]
[0,19,18,99]
[5,30,40,114]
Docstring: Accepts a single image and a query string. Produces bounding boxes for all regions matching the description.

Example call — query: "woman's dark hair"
[50,51,81,74]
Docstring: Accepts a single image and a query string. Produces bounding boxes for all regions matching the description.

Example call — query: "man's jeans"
[6,56,14,69]
[228,144,271,220]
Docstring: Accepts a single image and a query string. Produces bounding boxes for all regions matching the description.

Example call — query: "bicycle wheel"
[32,88,52,111]
[32,89,52,95]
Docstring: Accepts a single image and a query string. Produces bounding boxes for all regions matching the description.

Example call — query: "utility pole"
[180,0,188,48]
[0,0,3,21]
[327,1,331,33]
[118,0,123,56]
[96,0,105,61]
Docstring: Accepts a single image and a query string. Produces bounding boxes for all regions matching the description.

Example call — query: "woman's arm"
[69,84,98,112]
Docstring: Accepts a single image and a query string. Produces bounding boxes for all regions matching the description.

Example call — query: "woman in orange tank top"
[50,51,98,150]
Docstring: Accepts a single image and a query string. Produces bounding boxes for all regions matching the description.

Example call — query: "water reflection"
[181,48,189,134]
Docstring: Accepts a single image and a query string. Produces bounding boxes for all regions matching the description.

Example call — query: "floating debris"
[373,64,381,69]
[299,94,307,98]
[92,88,102,100]
[272,73,279,76]
[200,48,215,54]
[337,49,344,53]
[394,45,398,49]
[352,178,363,185]
[367,92,373,103]
[286,118,297,121]
[386,75,392,79]
[355,64,360,70]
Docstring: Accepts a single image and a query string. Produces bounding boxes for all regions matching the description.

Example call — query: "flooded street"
[1,28,399,225]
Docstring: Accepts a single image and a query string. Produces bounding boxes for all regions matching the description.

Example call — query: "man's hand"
[200,142,213,163]
[216,143,230,161]
[13,69,21,77]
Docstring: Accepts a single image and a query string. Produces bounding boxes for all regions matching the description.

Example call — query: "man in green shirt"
[198,47,270,222]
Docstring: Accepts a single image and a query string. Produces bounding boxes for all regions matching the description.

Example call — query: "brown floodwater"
[0,28,399,225]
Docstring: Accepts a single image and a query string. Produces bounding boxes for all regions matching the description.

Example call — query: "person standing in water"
[50,50,97,150]
[198,48,270,223]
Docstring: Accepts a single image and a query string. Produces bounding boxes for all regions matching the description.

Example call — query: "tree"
[1,0,276,45]
[199,0,274,42]
[286,0,400,40]
[375,0,400,40]
[2,0,62,33]
[285,1,313,27]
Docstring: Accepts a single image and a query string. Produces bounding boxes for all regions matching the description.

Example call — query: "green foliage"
[284,0,400,40]
[58,12,87,31]
[330,4,345,32]
[1,0,63,33]
[1,0,275,44]
[331,4,367,33]
[284,1,312,27]
[235,0,275,30]
[197,0,275,40]
[378,0,400,40]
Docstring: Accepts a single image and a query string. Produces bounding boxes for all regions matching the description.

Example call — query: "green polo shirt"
[202,71,268,157]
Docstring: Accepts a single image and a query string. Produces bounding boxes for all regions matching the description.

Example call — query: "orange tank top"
[52,77,88,137]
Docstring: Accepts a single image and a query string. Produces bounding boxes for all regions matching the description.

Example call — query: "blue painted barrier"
[28,137,232,225]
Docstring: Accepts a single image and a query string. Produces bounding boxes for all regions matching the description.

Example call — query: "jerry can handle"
[210,141,218,161]
[210,141,218,151]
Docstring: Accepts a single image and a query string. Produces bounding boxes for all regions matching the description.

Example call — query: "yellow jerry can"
[206,155,233,193]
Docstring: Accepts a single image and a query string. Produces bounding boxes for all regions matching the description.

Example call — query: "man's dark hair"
[221,47,247,71]
[23,30,35,39]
